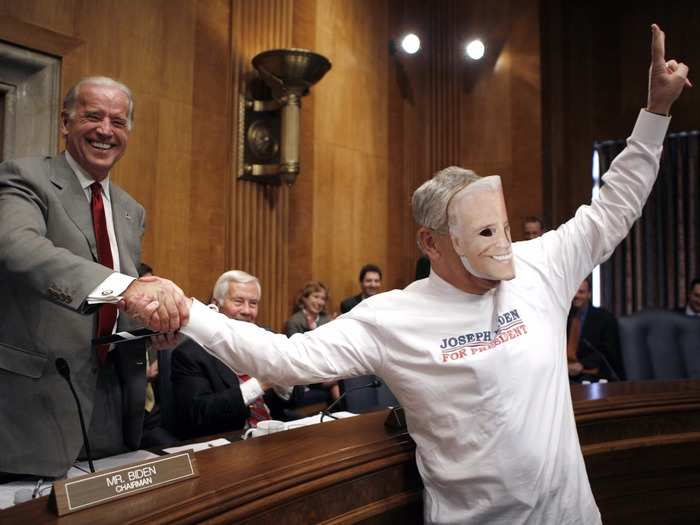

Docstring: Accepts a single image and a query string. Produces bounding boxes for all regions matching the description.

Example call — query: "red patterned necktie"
[238,373,271,427]
[90,182,118,364]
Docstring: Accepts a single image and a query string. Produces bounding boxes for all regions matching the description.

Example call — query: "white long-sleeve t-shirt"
[183,109,669,524]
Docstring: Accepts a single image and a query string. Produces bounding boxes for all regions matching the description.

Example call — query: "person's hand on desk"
[568,361,584,377]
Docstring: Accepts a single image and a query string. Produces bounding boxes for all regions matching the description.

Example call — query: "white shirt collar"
[426,268,498,300]
[685,305,700,317]
[64,151,111,202]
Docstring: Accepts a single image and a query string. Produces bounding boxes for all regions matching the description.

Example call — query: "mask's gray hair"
[412,166,481,249]
[62,76,134,130]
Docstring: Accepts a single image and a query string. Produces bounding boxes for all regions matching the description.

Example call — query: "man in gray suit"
[0,76,187,478]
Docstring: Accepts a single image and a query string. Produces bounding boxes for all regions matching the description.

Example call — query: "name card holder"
[50,451,199,516]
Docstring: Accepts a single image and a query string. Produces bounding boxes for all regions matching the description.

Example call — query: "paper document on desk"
[163,438,231,454]
[67,449,160,478]
[0,480,51,509]
[285,411,358,430]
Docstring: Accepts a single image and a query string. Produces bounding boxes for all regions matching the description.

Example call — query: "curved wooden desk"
[2,380,700,524]
[1,411,422,524]
[572,379,700,524]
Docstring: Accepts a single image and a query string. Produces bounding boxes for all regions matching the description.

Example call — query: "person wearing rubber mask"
[124,24,690,525]
[447,175,515,282]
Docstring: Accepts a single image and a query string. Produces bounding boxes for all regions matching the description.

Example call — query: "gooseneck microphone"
[55,358,95,473]
[580,338,621,382]
[320,379,383,422]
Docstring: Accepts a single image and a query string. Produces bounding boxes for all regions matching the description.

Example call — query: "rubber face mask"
[448,176,515,281]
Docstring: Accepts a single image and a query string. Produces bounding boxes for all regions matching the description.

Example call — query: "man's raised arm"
[647,24,691,116]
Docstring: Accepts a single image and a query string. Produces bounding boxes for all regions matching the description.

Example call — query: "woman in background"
[286,281,332,335]
[285,281,339,400]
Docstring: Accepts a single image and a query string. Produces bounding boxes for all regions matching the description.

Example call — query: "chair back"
[340,375,398,413]
[618,310,700,380]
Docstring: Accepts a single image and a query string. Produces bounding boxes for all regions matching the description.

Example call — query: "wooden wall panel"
[386,0,430,289]
[309,0,393,310]
[423,0,542,239]
[387,0,543,276]
[230,0,293,330]
[188,0,233,299]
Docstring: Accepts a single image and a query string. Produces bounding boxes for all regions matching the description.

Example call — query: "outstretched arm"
[530,24,691,310]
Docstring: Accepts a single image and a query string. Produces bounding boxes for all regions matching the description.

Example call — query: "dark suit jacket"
[340,294,363,314]
[171,337,293,439]
[0,154,146,477]
[675,306,699,317]
[568,305,625,380]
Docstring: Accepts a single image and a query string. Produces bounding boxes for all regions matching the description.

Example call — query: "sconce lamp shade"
[240,49,332,185]
[252,48,331,95]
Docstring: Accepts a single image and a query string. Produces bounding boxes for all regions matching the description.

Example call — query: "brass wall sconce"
[238,48,331,185]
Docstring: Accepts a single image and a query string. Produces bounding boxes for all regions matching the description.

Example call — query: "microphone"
[55,358,95,473]
[320,379,382,422]
[580,338,621,382]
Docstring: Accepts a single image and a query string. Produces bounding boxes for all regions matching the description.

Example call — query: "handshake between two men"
[119,276,192,338]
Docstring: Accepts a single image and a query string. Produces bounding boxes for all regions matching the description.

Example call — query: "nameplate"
[51,452,199,516]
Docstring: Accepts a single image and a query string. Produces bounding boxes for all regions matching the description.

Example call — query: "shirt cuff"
[87,273,135,304]
[273,385,293,401]
[181,299,219,344]
[240,377,265,405]
[633,109,671,145]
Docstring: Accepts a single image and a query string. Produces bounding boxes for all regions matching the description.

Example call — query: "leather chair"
[617,310,700,380]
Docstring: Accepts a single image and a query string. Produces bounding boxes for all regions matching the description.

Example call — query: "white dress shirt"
[182,110,669,524]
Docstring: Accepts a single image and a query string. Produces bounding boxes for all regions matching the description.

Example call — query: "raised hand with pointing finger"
[647,23,691,116]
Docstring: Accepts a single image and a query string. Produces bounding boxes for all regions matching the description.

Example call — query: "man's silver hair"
[212,270,261,305]
[412,166,481,243]
[62,76,135,130]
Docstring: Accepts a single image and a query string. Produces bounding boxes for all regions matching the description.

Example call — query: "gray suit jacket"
[0,154,146,477]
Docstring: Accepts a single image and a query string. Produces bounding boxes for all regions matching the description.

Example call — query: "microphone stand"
[580,338,621,382]
[320,379,382,422]
[56,358,95,473]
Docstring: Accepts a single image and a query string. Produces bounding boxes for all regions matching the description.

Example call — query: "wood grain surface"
[3,381,700,523]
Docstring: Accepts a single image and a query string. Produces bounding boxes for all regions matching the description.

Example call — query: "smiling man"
[127,25,690,524]
[171,270,296,439]
[0,77,187,478]
[340,264,383,313]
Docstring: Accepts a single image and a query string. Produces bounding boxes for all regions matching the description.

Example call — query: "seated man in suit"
[171,270,294,439]
[339,264,382,314]
[677,277,700,317]
[522,215,544,240]
[567,277,625,381]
